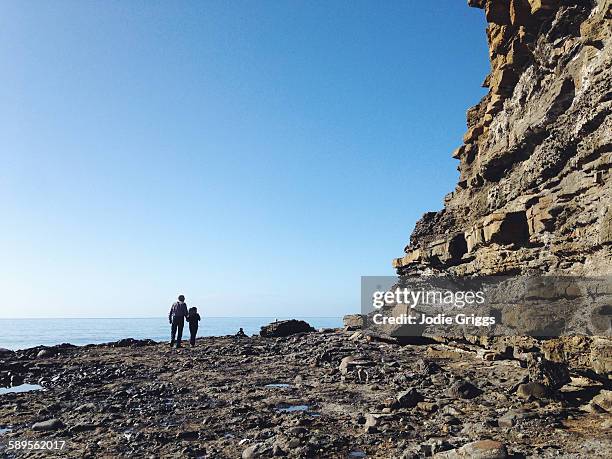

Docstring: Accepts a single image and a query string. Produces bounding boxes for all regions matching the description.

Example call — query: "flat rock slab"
[32,418,64,431]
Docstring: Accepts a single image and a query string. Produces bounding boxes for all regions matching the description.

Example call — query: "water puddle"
[349,451,367,458]
[265,383,292,389]
[0,427,13,435]
[0,384,43,395]
[275,404,310,413]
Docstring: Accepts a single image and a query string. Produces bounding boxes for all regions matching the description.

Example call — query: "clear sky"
[0,1,488,318]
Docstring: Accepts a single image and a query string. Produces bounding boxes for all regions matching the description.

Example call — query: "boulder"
[447,381,482,399]
[343,314,365,330]
[0,348,14,358]
[497,408,532,427]
[526,354,570,389]
[590,390,612,413]
[516,382,547,399]
[339,356,356,375]
[242,443,265,458]
[590,337,612,375]
[415,358,441,374]
[177,430,199,440]
[364,413,393,433]
[37,349,54,359]
[396,388,424,408]
[32,419,65,431]
[259,320,314,338]
[338,356,375,375]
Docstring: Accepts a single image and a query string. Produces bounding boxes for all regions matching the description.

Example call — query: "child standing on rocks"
[187,307,201,347]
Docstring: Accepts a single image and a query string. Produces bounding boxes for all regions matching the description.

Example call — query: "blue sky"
[0,1,488,318]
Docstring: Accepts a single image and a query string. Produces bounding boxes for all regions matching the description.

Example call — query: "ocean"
[0,317,342,351]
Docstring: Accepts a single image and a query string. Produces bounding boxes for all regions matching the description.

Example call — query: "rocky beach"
[1,0,611,457]
[1,320,611,458]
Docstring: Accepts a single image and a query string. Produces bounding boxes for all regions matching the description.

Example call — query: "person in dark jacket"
[187,307,201,346]
[169,295,188,348]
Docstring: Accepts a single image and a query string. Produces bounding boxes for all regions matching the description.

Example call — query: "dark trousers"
[171,318,185,346]
[189,324,198,346]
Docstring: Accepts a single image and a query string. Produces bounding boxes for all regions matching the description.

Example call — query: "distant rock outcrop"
[259,319,315,337]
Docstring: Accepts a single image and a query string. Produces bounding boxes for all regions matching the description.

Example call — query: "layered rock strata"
[386,0,611,377]
[394,0,611,276]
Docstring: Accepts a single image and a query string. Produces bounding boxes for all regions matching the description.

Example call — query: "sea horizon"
[0,316,343,351]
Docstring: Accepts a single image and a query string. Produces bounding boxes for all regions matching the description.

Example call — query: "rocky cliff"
[394,0,611,277]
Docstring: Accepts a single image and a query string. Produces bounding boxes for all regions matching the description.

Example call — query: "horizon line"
[0,315,344,320]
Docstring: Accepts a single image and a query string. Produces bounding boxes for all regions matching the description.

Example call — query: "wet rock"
[178,431,199,440]
[0,348,15,358]
[109,338,157,348]
[37,349,54,358]
[10,374,24,386]
[259,320,315,338]
[32,418,65,431]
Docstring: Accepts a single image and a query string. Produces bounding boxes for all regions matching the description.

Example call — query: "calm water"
[0,317,342,350]
[0,384,43,395]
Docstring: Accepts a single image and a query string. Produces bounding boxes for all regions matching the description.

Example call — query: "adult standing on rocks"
[169,294,188,348]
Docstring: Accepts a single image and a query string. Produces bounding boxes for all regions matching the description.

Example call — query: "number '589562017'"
[7,439,67,450]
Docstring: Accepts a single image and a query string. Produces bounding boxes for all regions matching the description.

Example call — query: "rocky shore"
[2,1,610,457]
[1,323,611,458]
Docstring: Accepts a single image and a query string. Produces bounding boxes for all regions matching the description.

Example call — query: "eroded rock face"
[389,0,611,376]
[394,0,611,277]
